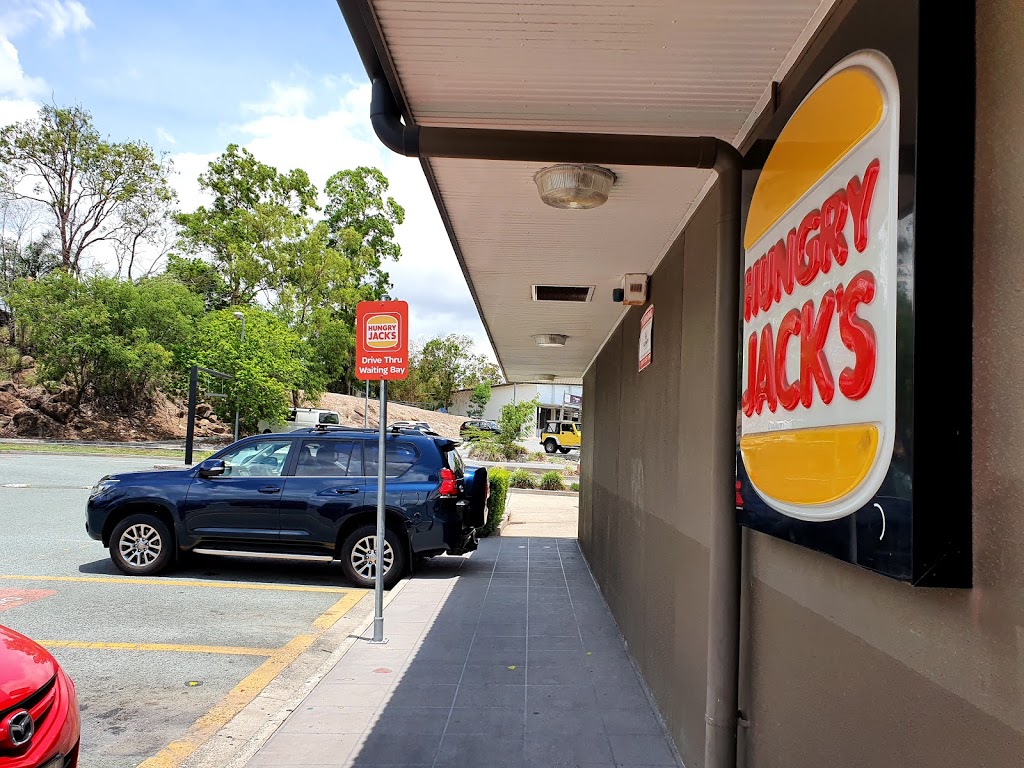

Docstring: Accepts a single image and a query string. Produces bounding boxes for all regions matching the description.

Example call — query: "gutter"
[336,3,742,766]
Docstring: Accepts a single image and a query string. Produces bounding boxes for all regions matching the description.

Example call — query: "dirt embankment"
[0,367,229,441]
[317,393,467,439]
[0,369,465,442]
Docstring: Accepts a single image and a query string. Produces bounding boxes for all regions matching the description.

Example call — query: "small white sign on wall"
[639,304,654,372]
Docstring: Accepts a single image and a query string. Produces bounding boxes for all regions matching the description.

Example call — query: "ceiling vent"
[532,285,595,302]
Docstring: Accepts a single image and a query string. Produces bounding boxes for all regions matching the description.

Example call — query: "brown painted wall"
[581,2,1024,766]
[581,187,722,767]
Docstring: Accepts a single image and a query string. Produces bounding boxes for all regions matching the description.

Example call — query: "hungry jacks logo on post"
[739,51,899,522]
[364,313,401,350]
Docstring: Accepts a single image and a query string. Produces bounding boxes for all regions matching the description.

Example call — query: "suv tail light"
[439,468,457,497]
[735,480,744,507]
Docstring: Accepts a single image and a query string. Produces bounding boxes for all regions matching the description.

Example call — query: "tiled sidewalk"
[245,536,680,768]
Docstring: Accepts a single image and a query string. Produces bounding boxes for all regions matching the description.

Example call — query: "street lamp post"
[233,311,246,442]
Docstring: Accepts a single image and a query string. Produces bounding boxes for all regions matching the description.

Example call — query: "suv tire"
[110,513,174,576]
[467,467,489,528]
[544,439,558,454]
[340,525,405,589]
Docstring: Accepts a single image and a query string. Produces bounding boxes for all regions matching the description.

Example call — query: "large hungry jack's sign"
[739,51,899,522]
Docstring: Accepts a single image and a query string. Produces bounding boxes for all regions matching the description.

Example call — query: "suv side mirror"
[197,459,226,478]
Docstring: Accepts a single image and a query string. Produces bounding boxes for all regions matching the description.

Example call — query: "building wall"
[450,383,582,422]
[580,3,1024,767]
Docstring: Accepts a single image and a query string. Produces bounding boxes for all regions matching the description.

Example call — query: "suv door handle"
[258,486,281,494]
[334,487,360,495]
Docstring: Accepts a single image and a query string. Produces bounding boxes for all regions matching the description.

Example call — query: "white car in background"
[257,407,341,433]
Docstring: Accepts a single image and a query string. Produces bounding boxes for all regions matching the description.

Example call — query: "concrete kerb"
[180,579,409,768]
[508,487,579,498]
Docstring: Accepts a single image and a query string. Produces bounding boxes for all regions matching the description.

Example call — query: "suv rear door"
[278,438,365,552]
[364,437,441,552]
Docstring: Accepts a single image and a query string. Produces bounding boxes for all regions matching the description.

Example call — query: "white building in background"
[451,382,582,432]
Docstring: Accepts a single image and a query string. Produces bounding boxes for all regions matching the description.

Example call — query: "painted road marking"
[0,588,56,611]
[0,574,352,594]
[137,589,367,768]
[39,641,275,656]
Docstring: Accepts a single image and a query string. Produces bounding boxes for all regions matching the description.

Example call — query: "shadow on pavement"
[247,536,679,767]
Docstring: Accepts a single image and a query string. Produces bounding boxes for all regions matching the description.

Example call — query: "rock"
[0,414,11,429]
[19,355,34,368]
[208,414,219,423]
[38,401,73,423]
[50,385,78,404]
[211,424,227,434]
[195,403,214,419]
[0,391,23,416]
[0,380,15,393]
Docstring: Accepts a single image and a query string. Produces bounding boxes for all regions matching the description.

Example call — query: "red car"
[0,625,79,767]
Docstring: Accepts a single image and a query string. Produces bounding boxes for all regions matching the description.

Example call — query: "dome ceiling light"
[533,164,616,209]
[534,334,568,348]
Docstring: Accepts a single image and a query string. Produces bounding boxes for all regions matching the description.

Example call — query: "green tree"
[175,144,317,305]
[496,396,540,449]
[188,308,321,431]
[417,334,503,410]
[0,105,174,274]
[468,381,491,418]
[324,166,405,296]
[10,273,181,407]
[163,254,232,311]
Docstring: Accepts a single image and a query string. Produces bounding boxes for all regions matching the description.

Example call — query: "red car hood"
[0,625,57,710]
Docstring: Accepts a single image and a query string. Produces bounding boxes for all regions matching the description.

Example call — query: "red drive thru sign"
[356,300,409,381]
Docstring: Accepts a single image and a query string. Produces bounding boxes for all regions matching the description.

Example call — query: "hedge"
[481,467,510,536]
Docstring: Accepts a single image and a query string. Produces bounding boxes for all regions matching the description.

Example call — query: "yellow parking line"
[39,640,274,657]
[0,574,351,593]
[137,589,368,768]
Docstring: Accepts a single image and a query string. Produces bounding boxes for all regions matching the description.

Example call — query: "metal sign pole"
[371,378,388,643]
[364,381,369,427]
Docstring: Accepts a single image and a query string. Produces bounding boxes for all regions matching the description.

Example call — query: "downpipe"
[366,71,744,768]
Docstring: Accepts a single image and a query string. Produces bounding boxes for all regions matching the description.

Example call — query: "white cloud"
[0,1,93,123]
[168,81,497,362]
[155,126,176,146]
[0,0,92,39]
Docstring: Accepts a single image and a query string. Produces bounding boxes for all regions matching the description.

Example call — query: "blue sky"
[0,0,494,359]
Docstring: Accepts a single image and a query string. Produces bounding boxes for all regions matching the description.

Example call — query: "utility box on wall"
[735,16,974,587]
[621,274,648,306]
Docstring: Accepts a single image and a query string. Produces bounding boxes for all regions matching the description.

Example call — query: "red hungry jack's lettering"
[800,292,836,408]
[754,324,778,415]
[838,271,877,399]
[819,189,849,272]
[775,308,802,411]
[742,159,880,318]
[847,159,880,253]
[795,209,822,286]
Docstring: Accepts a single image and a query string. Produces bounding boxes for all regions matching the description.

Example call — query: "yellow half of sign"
[744,68,885,250]
[740,424,879,505]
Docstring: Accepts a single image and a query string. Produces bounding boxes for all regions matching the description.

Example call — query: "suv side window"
[295,440,359,477]
[218,440,293,478]
[363,440,421,479]
[561,423,574,433]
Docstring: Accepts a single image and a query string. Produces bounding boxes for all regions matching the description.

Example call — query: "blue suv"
[86,427,488,588]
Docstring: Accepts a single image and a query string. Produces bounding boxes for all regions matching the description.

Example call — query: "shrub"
[570,482,580,492]
[480,467,510,536]
[468,441,505,462]
[539,471,565,491]
[509,469,535,489]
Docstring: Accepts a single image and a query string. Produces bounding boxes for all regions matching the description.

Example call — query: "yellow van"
[541,421,581,454]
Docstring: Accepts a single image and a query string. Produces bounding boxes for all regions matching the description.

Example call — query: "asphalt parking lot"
[0,452,371,768]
